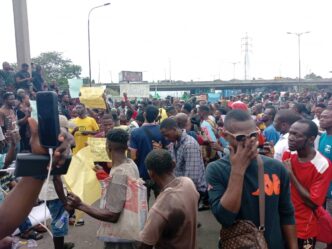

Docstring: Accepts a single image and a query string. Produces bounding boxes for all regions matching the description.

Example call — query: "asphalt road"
[30,207,220,249]
[29,206,326,249]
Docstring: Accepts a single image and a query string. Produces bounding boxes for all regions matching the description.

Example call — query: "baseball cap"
[231,101,248,111]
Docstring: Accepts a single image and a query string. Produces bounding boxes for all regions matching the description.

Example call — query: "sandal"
[75,219,85,226]
[20,230,43,241]
[33,224,47,233]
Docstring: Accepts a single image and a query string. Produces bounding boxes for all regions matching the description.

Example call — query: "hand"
[93,164,103,172]
[81,131,91,136]
[259,142,274,158]
[24,108,31,118]
[28,118,70,168]
[229,138,258,176]
[210,142,223,152]
[64,204,74,215]
[67,192,82,209]
[72,127,79,134]
[152,141,162,150]
[5,130,20,146]
[283,159,293,174]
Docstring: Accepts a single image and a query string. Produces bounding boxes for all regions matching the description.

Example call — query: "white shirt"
[312,117,321,149]
[274,133,289,162]
[39,176,67,201]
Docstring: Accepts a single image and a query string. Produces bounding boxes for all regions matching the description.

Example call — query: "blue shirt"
[129,124,166,180]
[319,133,332,198]
[263,124,280,145]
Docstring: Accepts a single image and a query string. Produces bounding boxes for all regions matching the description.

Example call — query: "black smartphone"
[14,154,71,177]
[36,91,60,148]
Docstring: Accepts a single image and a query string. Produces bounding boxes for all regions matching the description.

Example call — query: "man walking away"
[139,149,199,249]
[129,105,166,201]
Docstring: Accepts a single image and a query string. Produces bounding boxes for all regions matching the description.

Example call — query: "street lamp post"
[287,31,310,82]
[88,3,110,86]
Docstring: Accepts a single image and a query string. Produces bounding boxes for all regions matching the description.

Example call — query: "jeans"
[47,199,68,237]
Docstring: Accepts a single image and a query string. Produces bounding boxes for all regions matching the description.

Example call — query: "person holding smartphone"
[0,118,70,241]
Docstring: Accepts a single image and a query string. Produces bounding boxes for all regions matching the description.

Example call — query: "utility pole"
[88,3,110,86]
[241,33,252,80]
[231,61,240,80]
[287,31,310,82]
[12,0,31,69]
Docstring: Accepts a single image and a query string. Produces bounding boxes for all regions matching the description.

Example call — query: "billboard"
[120,83,150,98]
[119,71,143,83]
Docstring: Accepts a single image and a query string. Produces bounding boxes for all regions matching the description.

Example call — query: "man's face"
[161,127,178,142]
[198,108,205,118]
[75,105,85,116]
[119,114,127,125]
[6,95,16,107]
[224,119,258,150]
[22,65,29,72]
[102,119,114,134]
[319,110,332,130]
[62,95,70,103]
[328,100,332,108]
[2,62,10,71]
[288,122,310,151]
[215,110,221,119]
[273,115,283,133]
[262,109,273,122]
[314,107,324,120]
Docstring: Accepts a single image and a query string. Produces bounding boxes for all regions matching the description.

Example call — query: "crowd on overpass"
[1,60,332,249]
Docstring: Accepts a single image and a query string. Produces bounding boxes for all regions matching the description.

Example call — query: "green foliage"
[304,73,322,80]
[31,51,82,88]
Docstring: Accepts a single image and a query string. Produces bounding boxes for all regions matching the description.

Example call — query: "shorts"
[46,199,68,237]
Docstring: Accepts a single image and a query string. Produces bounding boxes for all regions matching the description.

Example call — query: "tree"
[31,51,82,88]
[304,73,322,80]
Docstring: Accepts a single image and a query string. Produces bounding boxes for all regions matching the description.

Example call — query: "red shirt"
[282,150,332,239]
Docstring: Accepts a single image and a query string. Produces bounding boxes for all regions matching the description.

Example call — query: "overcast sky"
[1,0,332,82]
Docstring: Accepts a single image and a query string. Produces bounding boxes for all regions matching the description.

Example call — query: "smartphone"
[15,154,71,177]
[36,91,60,148]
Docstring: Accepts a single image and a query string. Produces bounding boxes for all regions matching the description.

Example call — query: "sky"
[1,0,332,83]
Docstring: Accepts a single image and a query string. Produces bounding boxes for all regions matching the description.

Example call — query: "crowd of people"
[0,61,332,249]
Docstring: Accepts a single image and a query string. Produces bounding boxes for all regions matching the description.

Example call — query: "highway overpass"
[101,79,332,93]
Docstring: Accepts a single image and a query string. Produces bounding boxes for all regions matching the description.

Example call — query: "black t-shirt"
[0,70,15,90]
[206,155,295,249]
[32,71,44,92]
[15,70,31,90]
